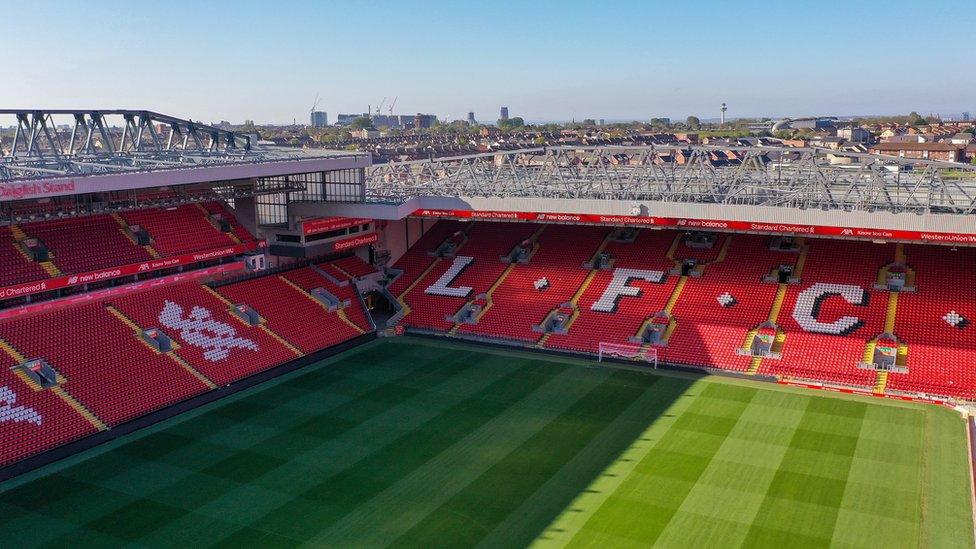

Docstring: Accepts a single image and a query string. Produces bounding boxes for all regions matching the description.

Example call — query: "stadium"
[1,109,975,547]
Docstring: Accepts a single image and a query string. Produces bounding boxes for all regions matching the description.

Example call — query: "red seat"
[215,275,362,354]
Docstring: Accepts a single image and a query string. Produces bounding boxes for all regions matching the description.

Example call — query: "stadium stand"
[889,245,976,399]
[454,224,609,342]
[0,262,376,468]
[111,283,300,385]
[215,275,363,354]
[387,220,467,297]
[659,234,783,373]
[200,202,256,244]
[0,348,98,468]
[332,255,380,279]
[20,215,153,274]
[392,220,976,399]
[398,221,538,332]
[0,303,209,425]
[120,204,242,256]
[758,239,890,387]
[543,229,677,353]
[0,225,49,287]
[281,266,372,332]
[0,203,254,291]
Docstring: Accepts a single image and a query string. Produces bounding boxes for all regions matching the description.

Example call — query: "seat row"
[392,221,976,400]
[0,266,374,468]
[1,202,255,289]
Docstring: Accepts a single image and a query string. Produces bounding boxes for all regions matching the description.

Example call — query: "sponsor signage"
[0,262,245,322]
[0,181,77,200]
[410,209,976,244]
[302,217,372,236]
[0,241,263,300]
[331,232,378,252]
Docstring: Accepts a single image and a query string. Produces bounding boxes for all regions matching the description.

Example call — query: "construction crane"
[309,94,320,124]
[376,97,387,115]
[388,96,398,115]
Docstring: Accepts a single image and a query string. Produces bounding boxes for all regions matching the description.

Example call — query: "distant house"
[869,142,963,162]
[353,128,381,139]
[879,127,903,141]
[810,135,844,149]
[837,126,872,143]
[949,133,974,145]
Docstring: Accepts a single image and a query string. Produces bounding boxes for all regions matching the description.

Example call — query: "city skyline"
[2,0,974,124]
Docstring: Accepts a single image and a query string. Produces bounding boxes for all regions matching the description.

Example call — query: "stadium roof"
[0,109,353,182]
[363,145,976,216]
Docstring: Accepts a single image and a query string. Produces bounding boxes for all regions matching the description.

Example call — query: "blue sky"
[2,0,974,124]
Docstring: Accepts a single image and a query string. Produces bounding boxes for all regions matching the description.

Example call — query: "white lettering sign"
[158,301,259,362]
[425,256,474,298]
[0,386,42,426]
[791,282,867,335]
[591,268,666,313]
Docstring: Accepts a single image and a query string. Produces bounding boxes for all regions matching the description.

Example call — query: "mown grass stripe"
[648,389,812,548]
[565,384,758,547]
[304,363,621,547]
[247,359,571,541]
[740,399,867,548]
[497,375,697,548]
[390,370,660,547]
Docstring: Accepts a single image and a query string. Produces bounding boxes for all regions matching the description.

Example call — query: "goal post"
[598,342,658,368]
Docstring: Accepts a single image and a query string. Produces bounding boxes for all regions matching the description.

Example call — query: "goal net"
[598,342,658,368]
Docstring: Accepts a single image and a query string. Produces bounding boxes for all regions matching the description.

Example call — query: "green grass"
[0,338,971,548]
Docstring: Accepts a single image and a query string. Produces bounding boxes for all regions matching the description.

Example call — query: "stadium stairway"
[400,221,539,333]
[105,305,218,389]
[744,241,809,375]
[543,228,677,355]
[111,212,162,258]
[111,283,300,385]
[201,285,305,357]
[456,224,607,343]
[196,203,242,244]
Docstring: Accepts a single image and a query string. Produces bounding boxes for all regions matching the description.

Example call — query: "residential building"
[310,111,328,128]
[837,126,871,143]
[869,142,963,162]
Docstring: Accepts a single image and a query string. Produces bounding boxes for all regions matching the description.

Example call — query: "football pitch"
[0,338,972,548]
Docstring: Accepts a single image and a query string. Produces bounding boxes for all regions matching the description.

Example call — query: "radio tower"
[720,103,727,125]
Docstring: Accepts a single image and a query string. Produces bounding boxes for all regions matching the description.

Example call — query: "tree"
[350,116,374,130]
[686,116,701,129]
[906,112,925,126]
[497,116,525,132]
